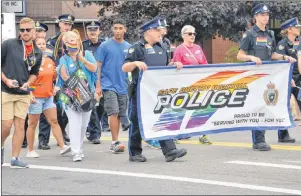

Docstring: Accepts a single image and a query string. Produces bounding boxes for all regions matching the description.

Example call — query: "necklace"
[23,41,36,71]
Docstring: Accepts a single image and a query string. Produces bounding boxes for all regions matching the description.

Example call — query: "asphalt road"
[1,125,301,195]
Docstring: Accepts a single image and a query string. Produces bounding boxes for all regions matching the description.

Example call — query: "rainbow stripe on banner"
[137,61,295,141]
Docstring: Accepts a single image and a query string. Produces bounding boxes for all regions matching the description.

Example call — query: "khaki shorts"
[2,92,30,120]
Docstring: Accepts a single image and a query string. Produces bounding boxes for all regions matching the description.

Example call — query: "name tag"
[256,36,267,46]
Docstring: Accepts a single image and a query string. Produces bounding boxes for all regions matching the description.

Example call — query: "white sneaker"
[26,150,39,158]
[60,145,71,155]
[72,153,82,162]
[79,149,85,158]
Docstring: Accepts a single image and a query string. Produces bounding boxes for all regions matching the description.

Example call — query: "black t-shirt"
[1,38,42,95]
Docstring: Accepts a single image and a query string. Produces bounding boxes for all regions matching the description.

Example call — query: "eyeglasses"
[19,28,33,33]
[184,32,196,36]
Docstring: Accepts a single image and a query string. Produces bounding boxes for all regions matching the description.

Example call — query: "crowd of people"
[1,2,301,168]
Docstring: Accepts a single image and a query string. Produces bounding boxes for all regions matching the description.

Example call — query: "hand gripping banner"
[137,61,295,141]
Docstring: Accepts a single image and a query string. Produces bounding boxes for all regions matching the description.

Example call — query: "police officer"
[22,21,49,148]
[122,18,187,162]
[237,3,296,151]
[158,18,173,62]
[276,17,301,142]
[82,21,104,144]
[37,14,75,149]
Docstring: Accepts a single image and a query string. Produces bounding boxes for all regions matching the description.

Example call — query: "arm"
[95,61,102,95]
[122,46,147,72]
[78,51,97,72]
[1,72,19,88]
[60,65,69,81]
[170,46,182,65]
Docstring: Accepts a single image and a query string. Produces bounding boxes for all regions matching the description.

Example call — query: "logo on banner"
[263,82,278,106]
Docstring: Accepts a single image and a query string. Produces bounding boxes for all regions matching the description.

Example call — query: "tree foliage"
[74,1,301,43]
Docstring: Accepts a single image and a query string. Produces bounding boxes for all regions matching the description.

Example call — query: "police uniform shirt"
[82,37,104,55]
[161,37,173,61]
[239,25,276,61]
[276,37,300,76]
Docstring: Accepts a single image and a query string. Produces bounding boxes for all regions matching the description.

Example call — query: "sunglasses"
[184,32,196,36]
[19,28,33,33]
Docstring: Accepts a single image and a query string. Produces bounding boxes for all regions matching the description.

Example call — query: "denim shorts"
[28,96,56,115]
[103,90,128,117]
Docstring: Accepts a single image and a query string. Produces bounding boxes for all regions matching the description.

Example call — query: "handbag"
[58,56,96,113]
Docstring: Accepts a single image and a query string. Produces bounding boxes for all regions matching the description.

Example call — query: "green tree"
[75,1,301,43]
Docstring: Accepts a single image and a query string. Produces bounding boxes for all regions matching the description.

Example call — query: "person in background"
[276,17,301,143]
[82,21,105,145]
[26,37,71,158]
[95,19,131,153]
[56,30,98,162]
[1,17,42,168]
[172,25,212,145]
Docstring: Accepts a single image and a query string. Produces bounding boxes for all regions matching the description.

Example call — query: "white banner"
[137,61,295,141]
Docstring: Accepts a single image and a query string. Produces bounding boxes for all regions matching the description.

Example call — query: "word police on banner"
[137,61,295,141]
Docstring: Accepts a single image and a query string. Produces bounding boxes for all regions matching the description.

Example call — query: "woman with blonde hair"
[172,25,211,144]
[56,30,98,162]
[276,17,301,139]
[26,37,71,158]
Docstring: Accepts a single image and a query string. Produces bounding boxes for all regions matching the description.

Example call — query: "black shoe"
[1,148,4,165]
[38,143,51,150]
[129,154,147,162]
[278,137,296,143]
[122,124,130,131]
[91,139,101,144]
[165,148,187,162]
[252,142,271,151]
[22,143,28,148]
[63,133,70,143]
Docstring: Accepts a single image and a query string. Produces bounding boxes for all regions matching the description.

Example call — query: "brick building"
[3,0,282,64]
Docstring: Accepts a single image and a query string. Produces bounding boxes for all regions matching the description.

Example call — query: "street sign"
[2,1,26,16]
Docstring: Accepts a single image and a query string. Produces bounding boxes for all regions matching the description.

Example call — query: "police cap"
[35,21,48,32]
[85,21,101,29]
[58,14,75,24]
[251,3,270,16]
[281,17,301,30]
[139,18,162,32]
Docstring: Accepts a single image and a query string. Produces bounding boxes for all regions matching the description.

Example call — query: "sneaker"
[10,158,29,168]
[26,150,39,158]
[129,154,147,162]
[145,140,161,149]
[72,154,82,162]
[1,148,4,165]
[60,145,71,155]
[110,141,125,153]
[199,135,212,144]
[79,150,85,158]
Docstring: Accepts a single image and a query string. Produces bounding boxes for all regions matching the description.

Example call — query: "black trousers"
[128,96,176,156]
[86,98,105,140]
[278,86,301,139]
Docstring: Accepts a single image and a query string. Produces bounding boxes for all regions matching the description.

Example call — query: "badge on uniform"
[256,36,268,46]
[128,48,134,54]
[145,44,155,54]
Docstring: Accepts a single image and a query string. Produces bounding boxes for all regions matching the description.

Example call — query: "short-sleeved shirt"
[95,38,131,95]
[32,57,56,98]
[57,50,98,93]
[239,25,276,61]
[276,37,300,76]
[172,44,208,65]
[1,38,42,95]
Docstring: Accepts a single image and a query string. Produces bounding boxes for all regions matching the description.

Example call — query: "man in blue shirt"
[95,19,131,153]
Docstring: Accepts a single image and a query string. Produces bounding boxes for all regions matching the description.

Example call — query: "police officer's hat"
[58,14,75,24]
[281,17,301,30]
[139,18,162,32]
[35,21,48,32]
[251,3,270,16]
[85,21,101,29]
[157,18,169,29]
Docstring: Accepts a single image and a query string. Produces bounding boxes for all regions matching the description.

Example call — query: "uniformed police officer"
[37,14,75,149]
[122,18,187,162]
[237,3,296,151]
[82,21,104,144]
[22,21,49,148]
[276,17,301,143]
[158,18,173,62]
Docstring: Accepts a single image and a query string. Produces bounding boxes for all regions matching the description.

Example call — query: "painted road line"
[282,160,301,164]
[2,163,301,195]
[227,161,301,170]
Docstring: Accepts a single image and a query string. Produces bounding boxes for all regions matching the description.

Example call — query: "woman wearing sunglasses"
[172,25,211,145]
[56,30,98,162]
[26,37,71,158]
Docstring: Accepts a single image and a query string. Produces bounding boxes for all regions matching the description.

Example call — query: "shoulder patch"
[128,48,135,54]
[278,44,284,50]
[242,33,247,39]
